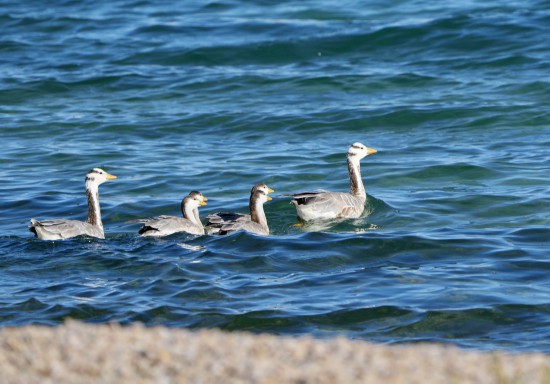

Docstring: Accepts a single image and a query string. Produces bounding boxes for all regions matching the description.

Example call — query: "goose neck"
[86,184,103,229]
[250,196,268,230]
[347,156,366,198]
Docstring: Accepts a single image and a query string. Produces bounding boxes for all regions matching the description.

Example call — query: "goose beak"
[366,147,377,155]
[266,196,273,201]
[106,172,117,180]
[200,196,208,206]
[268,187,275,194]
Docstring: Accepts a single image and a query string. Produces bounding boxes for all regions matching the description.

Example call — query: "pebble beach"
[1,322,549,383]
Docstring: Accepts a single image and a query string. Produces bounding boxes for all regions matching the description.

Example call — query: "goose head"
[250,183,274,204]
[85,168,117,189]
[347,142,377,160]
[182,190,208,210]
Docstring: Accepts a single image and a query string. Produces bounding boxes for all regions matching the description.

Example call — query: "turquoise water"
[1,0,549,352]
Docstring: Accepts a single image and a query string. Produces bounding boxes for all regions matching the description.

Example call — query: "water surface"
[1,0,549,352]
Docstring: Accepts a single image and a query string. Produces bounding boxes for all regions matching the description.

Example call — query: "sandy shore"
[0,321,548,383]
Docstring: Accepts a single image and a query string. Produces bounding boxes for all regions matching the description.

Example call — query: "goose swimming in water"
[29,168,117,240]
[136,191,207,237]
[284,142,377,221]
[205,183,274,236]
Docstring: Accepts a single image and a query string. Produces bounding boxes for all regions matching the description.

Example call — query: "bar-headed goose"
[284,142,377,221]
[205,183,274,235]
[137,191,207,237]
[29,168,117,240]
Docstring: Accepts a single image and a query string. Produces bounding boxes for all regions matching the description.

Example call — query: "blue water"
[1,0,549,353]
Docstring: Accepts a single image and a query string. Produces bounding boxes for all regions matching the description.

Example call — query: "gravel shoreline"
[0,321,548,383]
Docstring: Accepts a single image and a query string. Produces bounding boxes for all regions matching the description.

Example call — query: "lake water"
[1,0,549,353]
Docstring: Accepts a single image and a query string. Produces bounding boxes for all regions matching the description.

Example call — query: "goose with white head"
[136,191,208,237]
[205,183,274,235]
[284,142,377,221]
[29,167,117,240]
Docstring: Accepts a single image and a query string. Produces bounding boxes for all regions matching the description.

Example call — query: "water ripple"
[0,0,549,353]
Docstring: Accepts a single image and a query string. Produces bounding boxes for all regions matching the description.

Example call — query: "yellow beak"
[268,187,275,194]
[266,196,272,201]
[106,173,117,180]
[200,200,207,206]
[366,147,377,155]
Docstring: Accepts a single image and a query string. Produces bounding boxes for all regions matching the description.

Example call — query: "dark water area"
[1,0,549,352]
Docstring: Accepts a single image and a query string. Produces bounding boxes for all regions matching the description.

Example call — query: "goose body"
[29,168,117,240]
[285,143,377,221]
[137,191,207,237]
[205,183,274,236]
